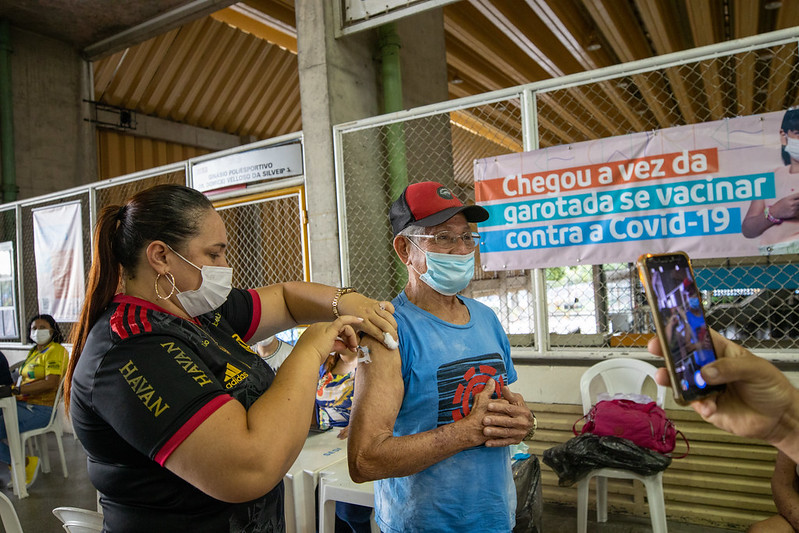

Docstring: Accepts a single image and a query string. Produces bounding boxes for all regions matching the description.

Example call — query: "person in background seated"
[2,314,69,488]
[315,350,372,533]
[748,451,799,532]
[253,335,293,372]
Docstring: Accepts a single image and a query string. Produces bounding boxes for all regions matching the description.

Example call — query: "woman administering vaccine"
[742,108,799,253]
[65,184,397,532]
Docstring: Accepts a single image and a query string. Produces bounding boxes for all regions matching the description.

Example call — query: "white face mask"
[786,137,799,161]
[168,246,233,317]
[31,329,51,346]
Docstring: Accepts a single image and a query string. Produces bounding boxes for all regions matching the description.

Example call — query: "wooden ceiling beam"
[444,8,549,85]
[451,110,523,153]
[527,0,647,132]
[767,1,799,111]
[524,0,600,70]
[216,44,280,132]
[117,30,181,108]
[582,0,681,128]
[203,37,263,127]
[189,31,253,128]
[93,50,127,102]
[685,0,727,120]
[252,56,299,136]
[766,43,795,111]
[448,4,617,137]
[733,0,760,116]
[227,45,283,131]
[635,0,700,124]
[211,7,297,54]
[174,22,240,122]
[161,22,231,117]
[138,19,210,115]
[468,0,624,136]
[470,0,577,77]
[445,40,516,93]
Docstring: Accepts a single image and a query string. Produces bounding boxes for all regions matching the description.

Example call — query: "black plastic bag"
[513,454,543,533]
[542,433,672,487]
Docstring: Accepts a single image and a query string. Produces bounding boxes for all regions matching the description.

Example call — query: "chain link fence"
[216,192,307,289]
[1,139,307,348]
[338,37,799,352]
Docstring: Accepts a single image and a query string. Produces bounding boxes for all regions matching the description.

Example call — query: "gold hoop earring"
[154,272,177,300]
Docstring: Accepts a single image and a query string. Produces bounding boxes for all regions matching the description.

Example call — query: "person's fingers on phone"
[647,336,663,357]
[690,397,718,419]
[654,368,671,387]
[699,350,776,386]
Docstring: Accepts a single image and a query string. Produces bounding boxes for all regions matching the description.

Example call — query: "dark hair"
[65,184,213,411]
[781,109,799,165]
[27,314,63,344]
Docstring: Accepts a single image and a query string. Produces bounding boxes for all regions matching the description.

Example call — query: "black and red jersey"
[70,288,283,532]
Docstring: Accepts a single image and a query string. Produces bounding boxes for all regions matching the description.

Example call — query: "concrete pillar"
[295,2,448,287]
[9,26,96,200]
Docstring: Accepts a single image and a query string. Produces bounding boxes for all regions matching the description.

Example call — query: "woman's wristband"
[332,287,357,318]
[765,205,783,225]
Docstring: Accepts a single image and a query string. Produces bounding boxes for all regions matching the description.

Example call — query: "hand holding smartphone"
[637,251,725,405]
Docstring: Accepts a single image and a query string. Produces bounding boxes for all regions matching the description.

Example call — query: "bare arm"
[16,373,60,398]
[772,451,799,529]
[252,283,397,347]
[741,199,769,238]
[165,316,361,503]
[347,335,494,483]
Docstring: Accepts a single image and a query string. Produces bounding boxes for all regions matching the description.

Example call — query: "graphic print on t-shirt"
[436,354,507,424]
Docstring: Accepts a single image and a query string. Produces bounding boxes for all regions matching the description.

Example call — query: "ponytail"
[64,184,213,412]
[64,205,122,412]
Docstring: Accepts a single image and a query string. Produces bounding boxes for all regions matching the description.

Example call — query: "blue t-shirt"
[374,291,517,533]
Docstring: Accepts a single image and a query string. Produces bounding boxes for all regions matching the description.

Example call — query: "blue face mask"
[410,239,475,296]
[688,297,700,309]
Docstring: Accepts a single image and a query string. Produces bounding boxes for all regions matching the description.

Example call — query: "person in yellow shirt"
[3,314,69,487]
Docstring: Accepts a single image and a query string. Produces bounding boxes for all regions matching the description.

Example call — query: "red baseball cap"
[389,181,489,236]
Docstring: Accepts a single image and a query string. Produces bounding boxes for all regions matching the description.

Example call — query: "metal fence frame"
[333,26,799,361]
[0,133,304,350]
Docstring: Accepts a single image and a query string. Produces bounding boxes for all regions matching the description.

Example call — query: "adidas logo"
[224,363,248,389]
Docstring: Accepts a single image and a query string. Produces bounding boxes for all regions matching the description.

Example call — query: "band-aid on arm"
[383,332,399,350]
[357,345,372,364]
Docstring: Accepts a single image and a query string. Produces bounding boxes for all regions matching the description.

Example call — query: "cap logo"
[437,187,454,200]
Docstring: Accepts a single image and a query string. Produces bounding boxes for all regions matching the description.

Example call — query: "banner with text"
[474,110,798,270]
[193,143,303,193]
[32,201,85,322]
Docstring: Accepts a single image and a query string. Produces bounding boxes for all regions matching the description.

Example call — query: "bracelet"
[332,287,357,318]
[523,414,538,441]
[765,205,783,225]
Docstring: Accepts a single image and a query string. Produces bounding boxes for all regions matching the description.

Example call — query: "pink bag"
[573,399,688,456]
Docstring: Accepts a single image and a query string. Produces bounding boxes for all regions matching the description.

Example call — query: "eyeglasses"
[409,231,481,250]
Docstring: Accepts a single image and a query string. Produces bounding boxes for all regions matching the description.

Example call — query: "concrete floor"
[2,436,745,532]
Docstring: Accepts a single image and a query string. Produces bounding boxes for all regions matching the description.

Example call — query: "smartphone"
[636,251,725,405]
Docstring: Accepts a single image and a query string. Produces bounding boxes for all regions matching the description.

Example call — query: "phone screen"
[639,252,725,403]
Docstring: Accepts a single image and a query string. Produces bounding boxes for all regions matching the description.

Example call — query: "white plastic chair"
[0,491,23,533]
[576,358,668,533]
[52,506,103,533]
[318,459,378,533]
[21,378,68,478]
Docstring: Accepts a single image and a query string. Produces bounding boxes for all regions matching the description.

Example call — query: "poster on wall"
[474,109,799,271]
[192,143,303,193]
[32,201,85,322]
[0,241,18,339]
